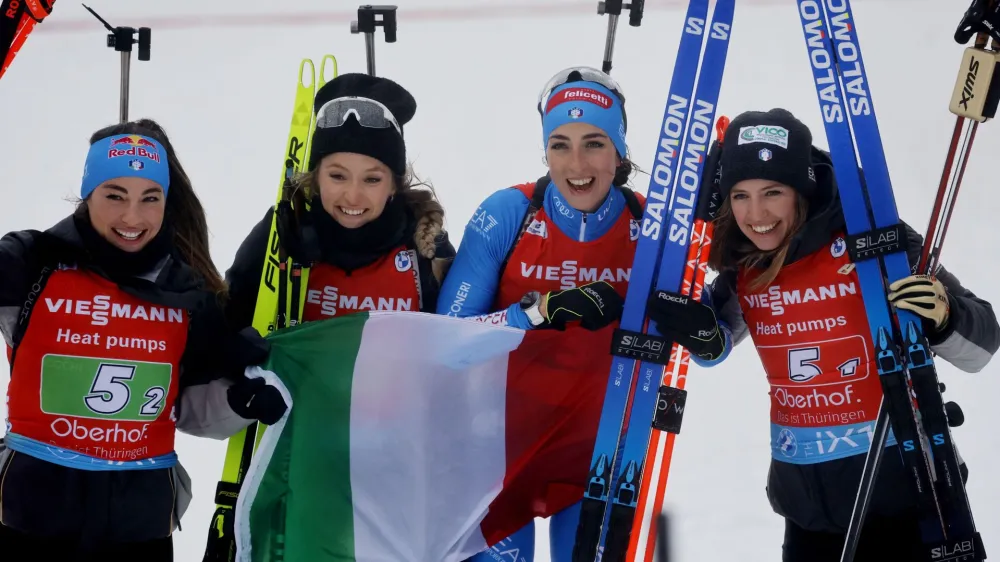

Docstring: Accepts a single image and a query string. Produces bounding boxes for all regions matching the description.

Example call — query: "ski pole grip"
[949,46,1000,122]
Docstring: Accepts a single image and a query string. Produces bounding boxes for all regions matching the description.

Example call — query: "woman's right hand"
[538,281,624,331]
[646,290,725,360]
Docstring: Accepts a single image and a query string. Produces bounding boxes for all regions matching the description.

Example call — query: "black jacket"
[708,148,1000,533]
[225,203,456,330]
[0,215,260,544]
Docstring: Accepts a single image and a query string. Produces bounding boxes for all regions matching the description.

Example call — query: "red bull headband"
[81,134,171,200]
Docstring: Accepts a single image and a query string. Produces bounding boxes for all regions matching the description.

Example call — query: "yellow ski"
[204,54,338,562]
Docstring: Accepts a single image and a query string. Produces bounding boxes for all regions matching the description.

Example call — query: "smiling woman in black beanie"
[645,108,999,561]
[225,72,455,331]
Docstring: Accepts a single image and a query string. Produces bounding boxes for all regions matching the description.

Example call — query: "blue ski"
[599,0,734,560]
[570,0,734,560]
[795,1,985,560]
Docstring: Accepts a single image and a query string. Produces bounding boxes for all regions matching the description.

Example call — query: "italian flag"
[235,311,600,562]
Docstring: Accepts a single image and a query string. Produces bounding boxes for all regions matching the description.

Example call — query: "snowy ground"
[1,1,997,560]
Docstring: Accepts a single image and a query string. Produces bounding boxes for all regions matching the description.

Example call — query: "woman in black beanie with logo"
[225,72,455,334]
[645,108,999,561]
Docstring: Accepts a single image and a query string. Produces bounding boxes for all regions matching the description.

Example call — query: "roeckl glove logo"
[657,292,690,306]
[583,286,605,309]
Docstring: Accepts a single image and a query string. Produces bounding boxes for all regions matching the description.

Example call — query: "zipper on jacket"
[579,213,587,242]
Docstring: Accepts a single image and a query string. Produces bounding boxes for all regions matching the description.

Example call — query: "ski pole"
[82,4,151,123]
[838,3,997,560]
[922,0,999,274]
[596,0,644,74]
[0,0,56,81]
[350,4,397,77]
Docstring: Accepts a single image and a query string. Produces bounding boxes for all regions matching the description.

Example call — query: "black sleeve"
[707,268,749,347]
[902,222,999,372]
[174,293,268,439]
[0,230,46,347]
[179,294,269,390]
[0,230,40,306]
[223,208,274,331]
[418,230,457,313]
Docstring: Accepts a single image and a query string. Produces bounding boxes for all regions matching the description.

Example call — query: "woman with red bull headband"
[0,119,286,560]
[647,107,1000,560]
[439,67,728,562]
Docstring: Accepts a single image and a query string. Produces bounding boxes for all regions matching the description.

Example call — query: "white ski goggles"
[536,66,627,116]
[315,96,402,136]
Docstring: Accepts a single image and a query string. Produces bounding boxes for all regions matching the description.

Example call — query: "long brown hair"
[291,164,446,259]
[78,118,227,295]
[707,192,809,291]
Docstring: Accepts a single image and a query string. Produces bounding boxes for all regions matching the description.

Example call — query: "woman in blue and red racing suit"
[438,67,725,562]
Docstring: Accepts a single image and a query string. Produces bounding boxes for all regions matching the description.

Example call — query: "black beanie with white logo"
[718,108,816,200]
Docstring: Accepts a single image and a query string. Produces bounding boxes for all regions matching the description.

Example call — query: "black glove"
[541,281,624,331]
[646,290,725,361]
[227,376,287,425]
[955,0,1000,44]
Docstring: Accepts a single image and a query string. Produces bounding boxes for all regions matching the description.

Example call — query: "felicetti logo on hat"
[544,87,613,114]
[107,134,161,163]
[738,125,789,149]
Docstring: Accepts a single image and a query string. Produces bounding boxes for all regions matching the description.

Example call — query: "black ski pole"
[83,4,151,123]
[839,3,998,560]
[350,4,397,77]
[596,0,644,74]
[655,512,671,562]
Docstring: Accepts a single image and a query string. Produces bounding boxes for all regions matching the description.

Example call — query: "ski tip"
[320,54,339,86]
[715,115,731,142]
[298,58,316,89]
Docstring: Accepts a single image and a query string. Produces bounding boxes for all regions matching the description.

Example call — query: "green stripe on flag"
[236,311,527,562]
[245,311,369,562]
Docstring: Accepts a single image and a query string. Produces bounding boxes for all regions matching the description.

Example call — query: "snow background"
[1,0,997,560]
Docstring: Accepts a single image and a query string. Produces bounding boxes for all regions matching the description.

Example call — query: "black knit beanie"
[719,108,816,200]
[308,73,417,175]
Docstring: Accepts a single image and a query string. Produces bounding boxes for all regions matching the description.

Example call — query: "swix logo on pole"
[961,57,980,110]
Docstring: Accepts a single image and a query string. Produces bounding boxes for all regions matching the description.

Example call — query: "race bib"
[41,354,172,421]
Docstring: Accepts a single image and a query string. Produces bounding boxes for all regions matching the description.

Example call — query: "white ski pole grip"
[949,45,1000,122]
